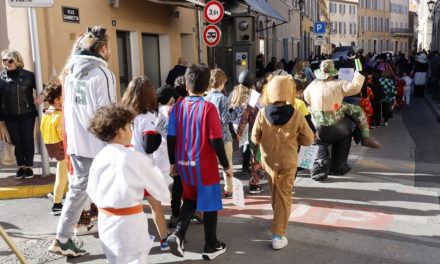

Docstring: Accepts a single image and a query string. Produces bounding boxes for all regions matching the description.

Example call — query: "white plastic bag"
[232,177,245,207]
[297,145,319,169]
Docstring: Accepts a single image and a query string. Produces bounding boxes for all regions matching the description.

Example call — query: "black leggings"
[176,199,218,246]
[371,100,382,126]
[381,101,391,122]
[171,175,183,217]
[4,116,35,167]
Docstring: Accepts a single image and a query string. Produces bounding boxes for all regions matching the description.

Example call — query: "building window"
[331,22,337,34]
[339,3,345,15]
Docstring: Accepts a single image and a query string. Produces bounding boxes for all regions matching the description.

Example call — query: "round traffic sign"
[204,1,224,24]
[203,25,222,47]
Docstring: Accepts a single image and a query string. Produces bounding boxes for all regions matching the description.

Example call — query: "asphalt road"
[1,99,440,264]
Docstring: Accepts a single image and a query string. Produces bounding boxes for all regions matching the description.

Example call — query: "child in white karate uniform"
[87,105,170,264]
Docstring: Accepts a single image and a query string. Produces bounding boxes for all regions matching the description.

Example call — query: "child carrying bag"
[0,126,16,165]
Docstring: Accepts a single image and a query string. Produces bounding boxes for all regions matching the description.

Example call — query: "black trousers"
[175,199,218,247]
[171,175,183,217]
[4,116,35,167]
[414,85,425,98]
[371,100,382,126]
[311,118,352,177]
[382,101,391,122]
[241,144,251,170]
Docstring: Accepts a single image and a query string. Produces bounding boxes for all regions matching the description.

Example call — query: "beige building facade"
[256,0,300,63]
[328,0,359,47]
[390,0,411,54]
[0,0,204,96]
[358,0,392,54]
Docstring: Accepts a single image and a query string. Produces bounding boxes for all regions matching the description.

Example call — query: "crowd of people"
[1,25,439,263]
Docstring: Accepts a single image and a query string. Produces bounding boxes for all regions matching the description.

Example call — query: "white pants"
[404,86,411,105]
[105,251,148,264]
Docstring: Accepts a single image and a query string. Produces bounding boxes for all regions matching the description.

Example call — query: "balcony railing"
[390,28,413,34]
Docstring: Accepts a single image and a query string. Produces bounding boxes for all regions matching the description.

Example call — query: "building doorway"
[142,34,161,89]
[181,34,195,65]
[116,31,132,95]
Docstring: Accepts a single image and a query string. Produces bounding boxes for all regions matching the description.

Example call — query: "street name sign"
[8,0,54,8]
[62,6,80,23]
[203,25,221,47]
[204,1,224,24]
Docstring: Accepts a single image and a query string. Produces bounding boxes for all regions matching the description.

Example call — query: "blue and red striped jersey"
[168,96,222,186]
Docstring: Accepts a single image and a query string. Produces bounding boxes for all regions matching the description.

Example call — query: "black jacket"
[0,69,37,120]
[166,65,187,86]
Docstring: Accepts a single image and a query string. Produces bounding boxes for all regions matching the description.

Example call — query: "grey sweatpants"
[56,155,94,240]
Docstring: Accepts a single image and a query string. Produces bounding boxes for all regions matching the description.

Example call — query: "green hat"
[314,60,339,80]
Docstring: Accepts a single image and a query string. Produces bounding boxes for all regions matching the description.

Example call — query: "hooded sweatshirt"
[63,51,116,158]
[252,75,314,174]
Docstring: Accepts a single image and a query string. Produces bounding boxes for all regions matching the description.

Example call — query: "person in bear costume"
[252,75,314,250]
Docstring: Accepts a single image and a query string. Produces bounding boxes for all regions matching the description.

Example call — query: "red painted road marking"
[219,197,394,231]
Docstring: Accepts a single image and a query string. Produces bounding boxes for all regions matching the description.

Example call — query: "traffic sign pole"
[28,7,50,177]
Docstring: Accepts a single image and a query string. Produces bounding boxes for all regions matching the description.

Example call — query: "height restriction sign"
[204,1,224,24]
[203,25,222,47]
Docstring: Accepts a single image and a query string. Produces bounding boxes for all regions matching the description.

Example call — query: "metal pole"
[28,7,50,177]
[0,225,28,264]
[196,9,204,63]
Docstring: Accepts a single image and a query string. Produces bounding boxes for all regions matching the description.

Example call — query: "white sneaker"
[74,223,98,236]
[272,236,288,250]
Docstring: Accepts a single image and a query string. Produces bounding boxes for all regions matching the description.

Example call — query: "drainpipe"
[196,8,203,63]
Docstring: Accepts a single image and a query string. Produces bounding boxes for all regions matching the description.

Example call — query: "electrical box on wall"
[212,15,256,92]
[233,16,255,43]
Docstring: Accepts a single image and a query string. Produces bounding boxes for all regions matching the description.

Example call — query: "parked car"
[331,46,355,61]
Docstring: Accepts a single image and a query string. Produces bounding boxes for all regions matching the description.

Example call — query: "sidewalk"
[0,156,57,199]
[424,91,440,121]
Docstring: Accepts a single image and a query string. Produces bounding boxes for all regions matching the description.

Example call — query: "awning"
[148,0,205,7]
[148,0,231,15]
[243,0,288,22]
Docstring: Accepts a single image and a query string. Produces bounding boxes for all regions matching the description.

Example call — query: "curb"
[0,184,54,200]
[425,95,440,120]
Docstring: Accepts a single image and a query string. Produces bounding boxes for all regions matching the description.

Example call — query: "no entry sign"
[203,25,222,47]
[204,1,224,24]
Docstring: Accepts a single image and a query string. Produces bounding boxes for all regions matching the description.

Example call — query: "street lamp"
[428,0,436,13]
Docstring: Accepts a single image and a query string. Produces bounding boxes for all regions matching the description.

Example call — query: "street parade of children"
[4,26,432,263]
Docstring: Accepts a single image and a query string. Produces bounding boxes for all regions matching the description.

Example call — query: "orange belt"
[99,205,143,216]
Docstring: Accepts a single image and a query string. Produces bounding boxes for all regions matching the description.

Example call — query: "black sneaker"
[15,168,25,178]
[167,234,184,257]
[202,240,227,260]
[52,203,63,216]
[24,168,34,178]
[249,184,263,194]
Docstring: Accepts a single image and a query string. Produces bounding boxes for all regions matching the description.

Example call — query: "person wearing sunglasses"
[0,49,37,178]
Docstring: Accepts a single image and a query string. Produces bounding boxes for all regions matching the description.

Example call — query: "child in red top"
[166,64,232,260]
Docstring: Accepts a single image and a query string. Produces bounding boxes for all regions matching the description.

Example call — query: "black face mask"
[264,104,295,126]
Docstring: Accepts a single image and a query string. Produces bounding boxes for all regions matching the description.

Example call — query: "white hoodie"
[64,54,116,158]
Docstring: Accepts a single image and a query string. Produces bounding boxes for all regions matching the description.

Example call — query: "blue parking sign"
[314,22,326,34]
